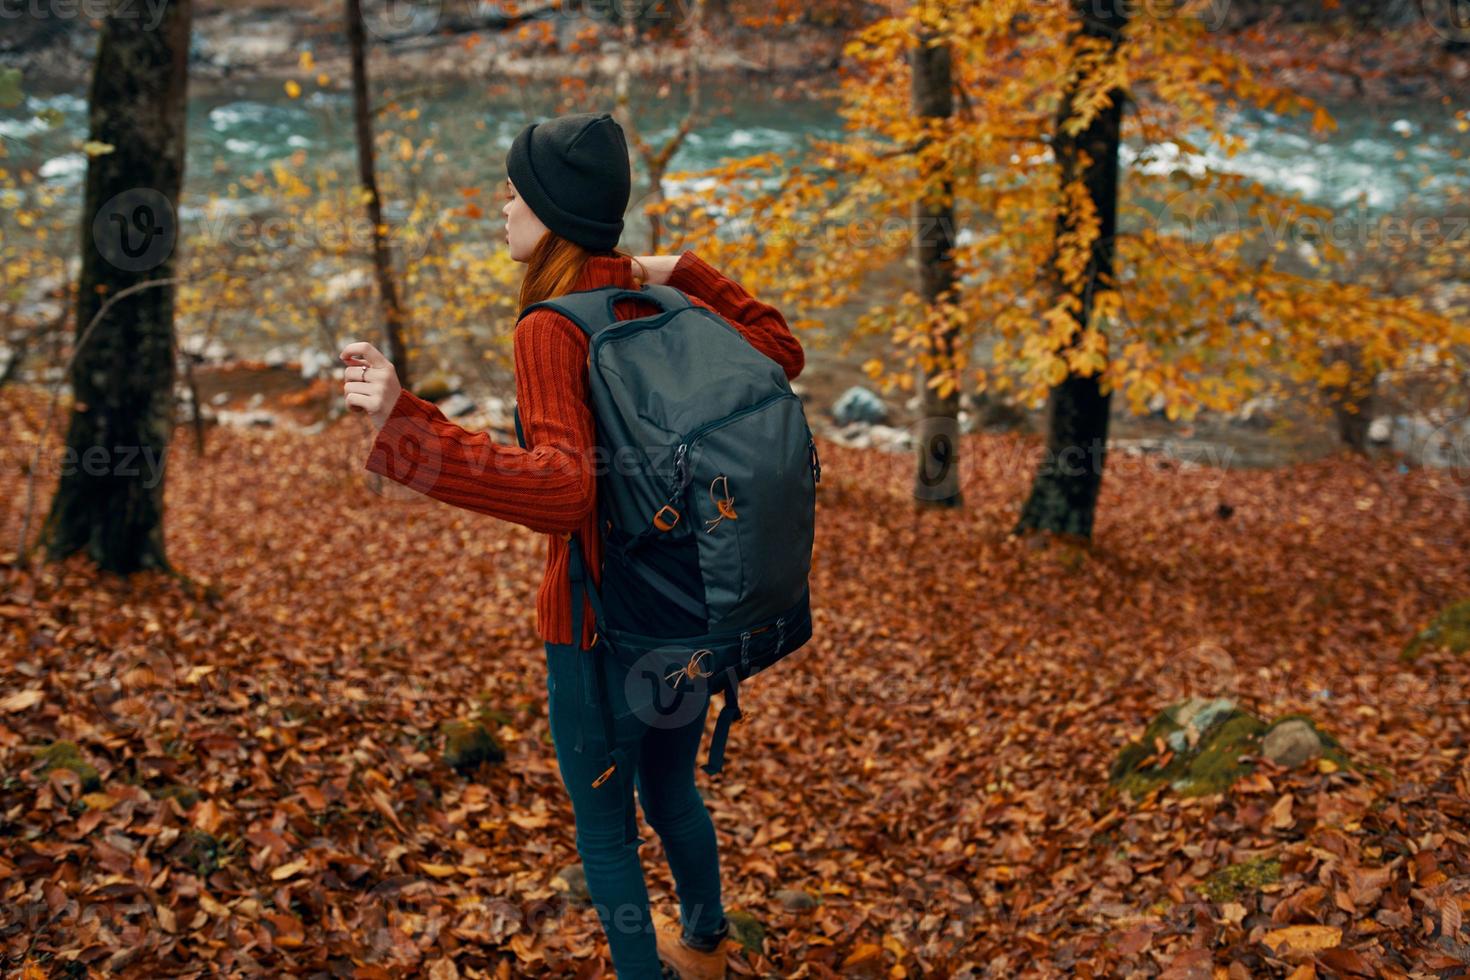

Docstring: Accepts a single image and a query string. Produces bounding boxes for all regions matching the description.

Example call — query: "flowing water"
[4,76,1465,466]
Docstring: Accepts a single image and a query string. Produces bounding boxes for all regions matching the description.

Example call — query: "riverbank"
[4,3,1468,105]
[7,334,1450,483]
[2,2,851,99]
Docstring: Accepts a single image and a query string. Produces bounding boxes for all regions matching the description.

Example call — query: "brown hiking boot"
[651,907,731,980]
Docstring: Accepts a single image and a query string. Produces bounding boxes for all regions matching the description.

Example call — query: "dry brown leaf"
[1441,894,1463,940]
[270,859,307,880]
[1268,794,1294,830]
[1,689,44,713]
[507,812,551,830]
[1262,924,1342,954]
[192,799,223,834]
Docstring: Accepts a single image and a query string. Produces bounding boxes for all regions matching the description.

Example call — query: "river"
[3,76,1466,467]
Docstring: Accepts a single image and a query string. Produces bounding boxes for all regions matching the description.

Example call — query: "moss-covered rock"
[32,741,102,792]
[1402,598,1470,662]
[1264,713,1351,772]
[1109,699,1352,799]
[725,908,765,955]
[440,719,505,776]
[1198,854,1282,902]
[1109,698,1260,798]
[1262,718,1322,767]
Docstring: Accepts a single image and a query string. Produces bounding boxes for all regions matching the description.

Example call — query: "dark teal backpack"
[514,283,819,784]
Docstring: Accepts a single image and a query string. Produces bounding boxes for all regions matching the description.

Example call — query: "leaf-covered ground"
[2,383,1468,978]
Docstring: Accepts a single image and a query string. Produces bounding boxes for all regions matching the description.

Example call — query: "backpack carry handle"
[602,283,690,321]
[517,284,693,337]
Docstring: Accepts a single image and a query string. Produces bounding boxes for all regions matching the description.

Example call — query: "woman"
[339,112,804,979]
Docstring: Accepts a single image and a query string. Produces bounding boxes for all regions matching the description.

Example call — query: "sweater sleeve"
[363,311,597,534]
[667,250,805,381]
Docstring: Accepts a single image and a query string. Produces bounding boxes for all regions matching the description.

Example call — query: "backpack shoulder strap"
[511,282,693,450]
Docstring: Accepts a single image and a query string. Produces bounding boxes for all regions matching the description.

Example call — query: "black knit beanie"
[506,112,630,252]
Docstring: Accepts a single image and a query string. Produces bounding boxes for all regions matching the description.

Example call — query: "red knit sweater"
[365,250,805,650]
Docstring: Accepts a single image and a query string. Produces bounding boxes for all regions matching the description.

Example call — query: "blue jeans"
[544,638,728,978]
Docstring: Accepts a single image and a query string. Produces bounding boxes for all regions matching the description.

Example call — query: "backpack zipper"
[667,390,801,498]
[588,306,727,364]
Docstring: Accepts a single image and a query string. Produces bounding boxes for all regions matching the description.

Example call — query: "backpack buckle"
[653,504,681,531]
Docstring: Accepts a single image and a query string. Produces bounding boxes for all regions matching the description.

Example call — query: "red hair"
[517,231,647,312]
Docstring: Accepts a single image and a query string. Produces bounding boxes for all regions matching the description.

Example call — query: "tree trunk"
[1014,0,1128,541]
[1324,341,1374,453]
[911,9,962,508]
[40,0,192,574]
[613,0,704,255]
[347,0,411,388]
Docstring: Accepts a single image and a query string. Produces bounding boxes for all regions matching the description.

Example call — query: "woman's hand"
[339,341,402,432]
[633,254,681,286]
